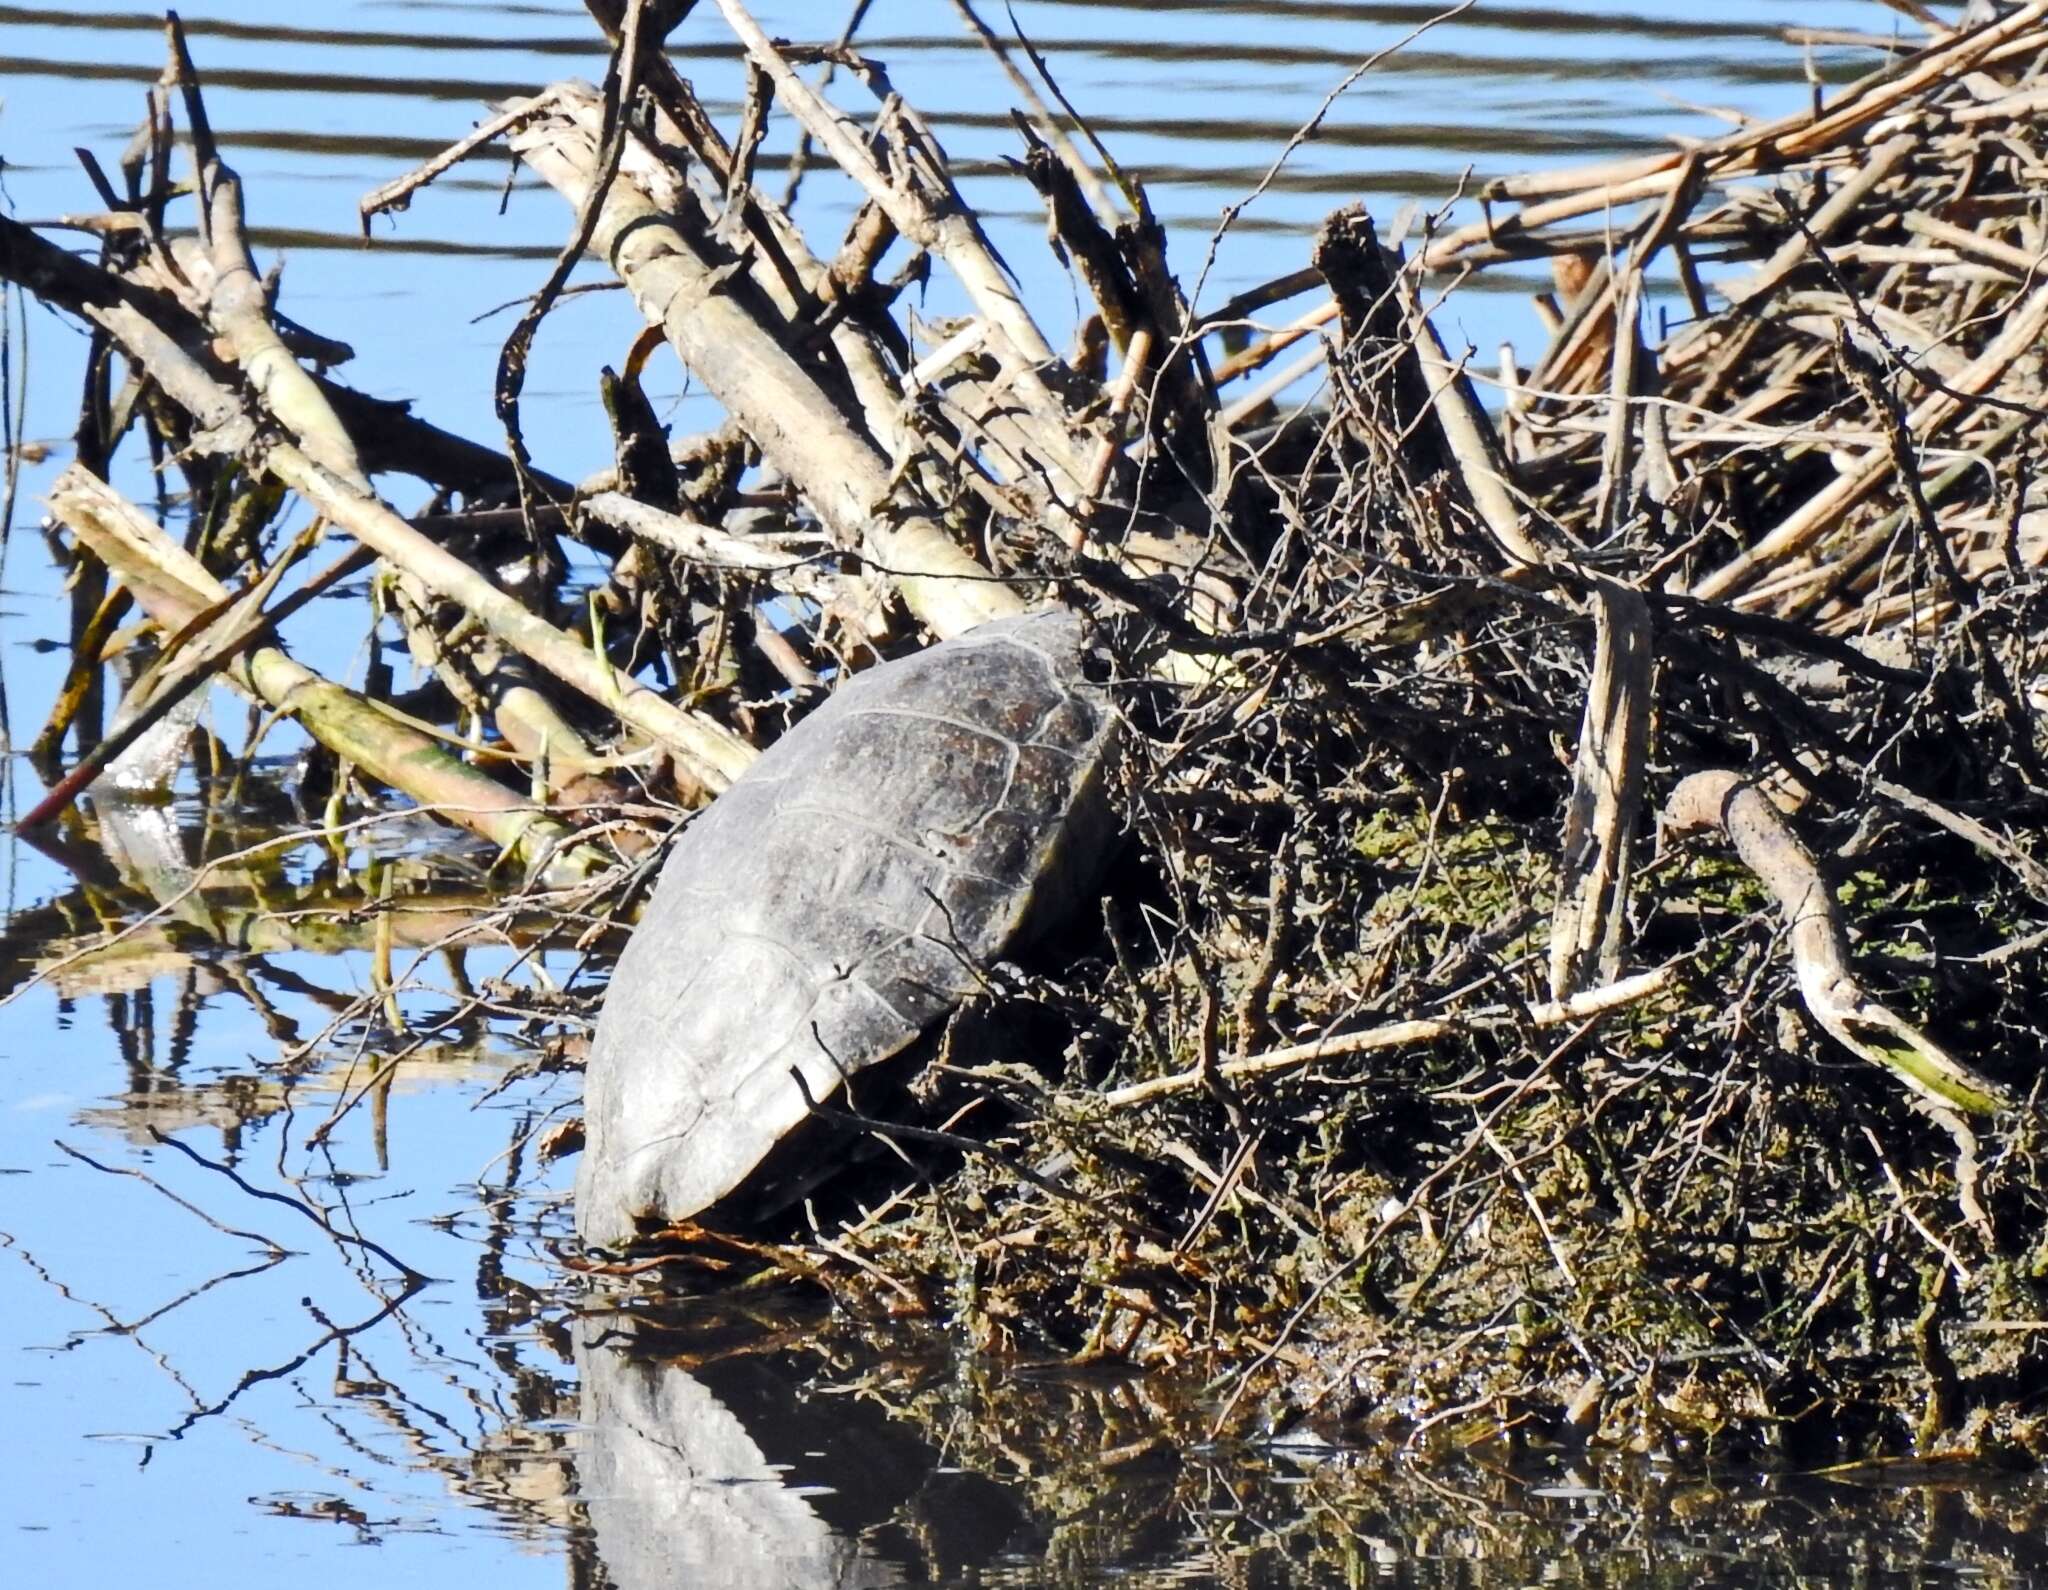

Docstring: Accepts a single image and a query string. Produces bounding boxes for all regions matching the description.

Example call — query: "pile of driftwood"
[8,1,2048,1457]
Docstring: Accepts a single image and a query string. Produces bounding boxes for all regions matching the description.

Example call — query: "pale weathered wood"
[1665,771,2010,1116]
[509,88,1028,641]
[1548,582,1652,998]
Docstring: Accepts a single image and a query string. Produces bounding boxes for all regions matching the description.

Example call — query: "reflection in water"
[577,1315,902,1587]
[564,1310,2048,1586]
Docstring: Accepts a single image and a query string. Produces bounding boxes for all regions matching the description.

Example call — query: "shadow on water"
[7,0,2047,1581]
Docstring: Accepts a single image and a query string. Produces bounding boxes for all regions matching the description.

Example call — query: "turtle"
[576,608,1118,1247]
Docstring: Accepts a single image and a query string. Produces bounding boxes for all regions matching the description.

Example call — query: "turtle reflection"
[574,1314,1026,1586]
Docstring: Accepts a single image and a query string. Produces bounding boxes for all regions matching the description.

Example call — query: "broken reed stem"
[80,298,756,792]
[44,466,618,886]
[1102,966,1677,1107]
[1548,581,1652,998]
[16,543,376,829]
[1664,771,2011,1117]
[507,84,1029,641]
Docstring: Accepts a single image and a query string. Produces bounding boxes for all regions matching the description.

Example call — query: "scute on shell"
[575,609,1116,1246]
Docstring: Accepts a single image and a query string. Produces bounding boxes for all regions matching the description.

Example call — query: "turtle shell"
[576,609,1116,1245]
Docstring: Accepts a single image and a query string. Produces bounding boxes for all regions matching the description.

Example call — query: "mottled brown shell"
[576,610,1114,1245]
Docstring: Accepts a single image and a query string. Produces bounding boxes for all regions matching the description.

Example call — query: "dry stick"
[1692,273,2048,601]
[1779,193,2048,431]
[1197,266,1326,330]
[30,583,133,772]
[1864,1122,1977,1284]
[709,0,1090,500]
[84,298,754,789]
[1102,966,1675,1108]
[1538,254,1628,405]
[1548,581,1653,999]
[1664,771,2010,1116]
[1872,776,2048,905]
[1249,16,2043,376]
[1784,24,1938,49]
[493,675,618,784]
[1951,77,2048,122]
[495,0,650,520]
[358,87,566,231]
[1408,295,1555,568]
[908,312,1092,543]
[1486,2,2044,208]
[715,0,1049,365]
[15,539,376,831]
[580,492,819,573]
[1231,844,1297,1060]
[162,17,367,492]
[43,466,618,885]
[1317,208,1456,471]
[906,320,989,386]
[109,514,315,796]
[509,88,1026,641]
[1211,297,1339,386]
[949,0,1119,228]
[1900,210,2048,276]
[1591,150,1703,531]
[1069,327,1152,549]
[1210,187,1650,396]
[1478,1120,1577,1286]
[1003,39,1218,433]
[1014,123,1191,429]
[1000,7,1153,234]
[1716,136,1917,313]
[1776,6,2048,159]
[618,56,927,473]
[1533,181,1706,994]
[203,173,367,489]
[136,232,353,368]
[1774,294,1971,385]
[1637,357,1680,504]
[1215,341,1328,431]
